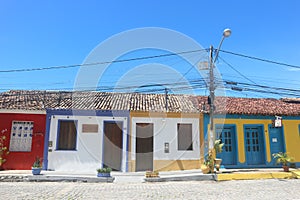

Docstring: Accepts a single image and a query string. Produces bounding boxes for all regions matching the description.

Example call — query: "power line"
[218,56,282,98]
[218,56,258,85]
[1,48,299,74]
[2,76,300,98]
[220,49,300,69]
[0,49,208,73]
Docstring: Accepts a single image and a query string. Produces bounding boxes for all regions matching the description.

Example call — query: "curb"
[291,170,300,179]
[216,172,295,181]
[144,174,216,182]
[0,175,115,183]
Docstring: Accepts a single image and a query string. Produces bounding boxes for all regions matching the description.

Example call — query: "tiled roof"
[0,90,198,113]
[1,90,300,116]
[0,90,45,110]
[193,96,300,116]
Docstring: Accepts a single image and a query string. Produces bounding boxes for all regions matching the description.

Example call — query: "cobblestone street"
[0,179,299,200]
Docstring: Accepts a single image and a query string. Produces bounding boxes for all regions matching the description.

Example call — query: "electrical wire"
[220,49,300,69]
[0,49,208,73]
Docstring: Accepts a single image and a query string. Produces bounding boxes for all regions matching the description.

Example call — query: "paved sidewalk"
[0,168,298,183]
[216,168,299,181]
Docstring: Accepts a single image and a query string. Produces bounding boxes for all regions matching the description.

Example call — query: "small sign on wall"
[272,138,277,143]
[82,124,99,133]
[164,142,169,153]
[274,116,282,127]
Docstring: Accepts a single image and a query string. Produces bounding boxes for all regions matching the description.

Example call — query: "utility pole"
[207,29,231,172]
[208,45,215,152]
[165,88,168,112]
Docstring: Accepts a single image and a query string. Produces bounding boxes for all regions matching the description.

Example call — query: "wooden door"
[103,121,123,171]
[136,123,153,171]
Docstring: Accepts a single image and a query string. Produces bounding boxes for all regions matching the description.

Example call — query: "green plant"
[32,157,43,168]
[204,150,214,173]
[0,129,9,167]
[214,139,224,154]
[272,152,293,166]
[96,167,112,173]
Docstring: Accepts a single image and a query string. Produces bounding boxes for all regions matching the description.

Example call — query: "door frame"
[268,124,286,164]
[215,124,238,166]
[102,120,124,171]
[135,122,154,171]
[243,124,267,165]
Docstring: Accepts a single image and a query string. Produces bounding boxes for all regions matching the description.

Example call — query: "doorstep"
[215,168,298,181]
[144,173,216,182]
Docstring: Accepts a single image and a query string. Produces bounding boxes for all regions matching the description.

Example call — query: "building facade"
[1,90,299,172]
[197,97,300,168]
[0,110,46,170]
[44,109,129,172]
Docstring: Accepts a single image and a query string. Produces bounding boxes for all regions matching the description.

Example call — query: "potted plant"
[272,152,294,172]
[0,133,9,169]
[202,150,214,174]
[96,167,112,177]
[145,170,159,178]
[32,157,43,175]
[214,139,224,171]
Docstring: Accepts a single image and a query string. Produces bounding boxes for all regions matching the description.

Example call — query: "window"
[177,123,193,151]
[57,120,77,150]
[9,121,33,152]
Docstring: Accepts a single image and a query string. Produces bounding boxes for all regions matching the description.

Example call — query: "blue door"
[244,126,265,165]
[216,125,236,165]
[268,125,284,166]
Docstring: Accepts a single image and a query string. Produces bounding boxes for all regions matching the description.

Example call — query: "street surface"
[0,179,299,200]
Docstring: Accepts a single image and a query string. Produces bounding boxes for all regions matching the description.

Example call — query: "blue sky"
[0,0,299,98]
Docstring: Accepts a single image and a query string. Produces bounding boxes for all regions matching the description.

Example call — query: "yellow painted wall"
[213,118,272,163]
[212,118,300,164]
[281,120,300,162]
[154,160,201,171]
[128,111,300,172]
[128,160,201,172]
[128,111,203,172]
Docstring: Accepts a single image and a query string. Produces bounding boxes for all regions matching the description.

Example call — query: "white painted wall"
[131,117,200,161]
[47,115,128,172]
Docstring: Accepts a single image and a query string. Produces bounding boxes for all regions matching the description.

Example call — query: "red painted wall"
[0,113,46,170]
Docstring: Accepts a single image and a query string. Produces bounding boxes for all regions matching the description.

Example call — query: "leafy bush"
[0,130,9,167]
[214,139,224,154]
[272,152,293,166]
[32,157,43,168]
[96,167,112,173]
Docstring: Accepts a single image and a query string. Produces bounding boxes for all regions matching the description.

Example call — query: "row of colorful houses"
[0,90,299,172]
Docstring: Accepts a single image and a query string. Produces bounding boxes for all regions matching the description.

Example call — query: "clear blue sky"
[0,0,299,98]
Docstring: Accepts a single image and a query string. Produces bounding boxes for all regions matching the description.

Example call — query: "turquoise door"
[216,125,236,165]
[268,125,284,166]
[244,126,265,165]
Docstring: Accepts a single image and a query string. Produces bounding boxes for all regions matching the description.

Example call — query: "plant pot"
[283,165,289,172]
[201,165,210,174]
[145,171,159,178]
[32,167,42,175]
[214,158,222,171]
[97,172,111,177]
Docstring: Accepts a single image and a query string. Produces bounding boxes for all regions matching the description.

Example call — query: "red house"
[0,91,46,170]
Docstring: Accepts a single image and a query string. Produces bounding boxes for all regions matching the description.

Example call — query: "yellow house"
[194,96,300,169]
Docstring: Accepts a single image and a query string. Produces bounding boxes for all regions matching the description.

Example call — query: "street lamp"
[208,28,231,170]
[214,29,232,63]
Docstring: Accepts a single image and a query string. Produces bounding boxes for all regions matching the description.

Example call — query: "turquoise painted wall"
[203,114,300,168]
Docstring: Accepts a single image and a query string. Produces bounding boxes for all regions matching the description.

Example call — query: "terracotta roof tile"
[0,90,198,113]
[2,90,300,116]
[192,96,300,116]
